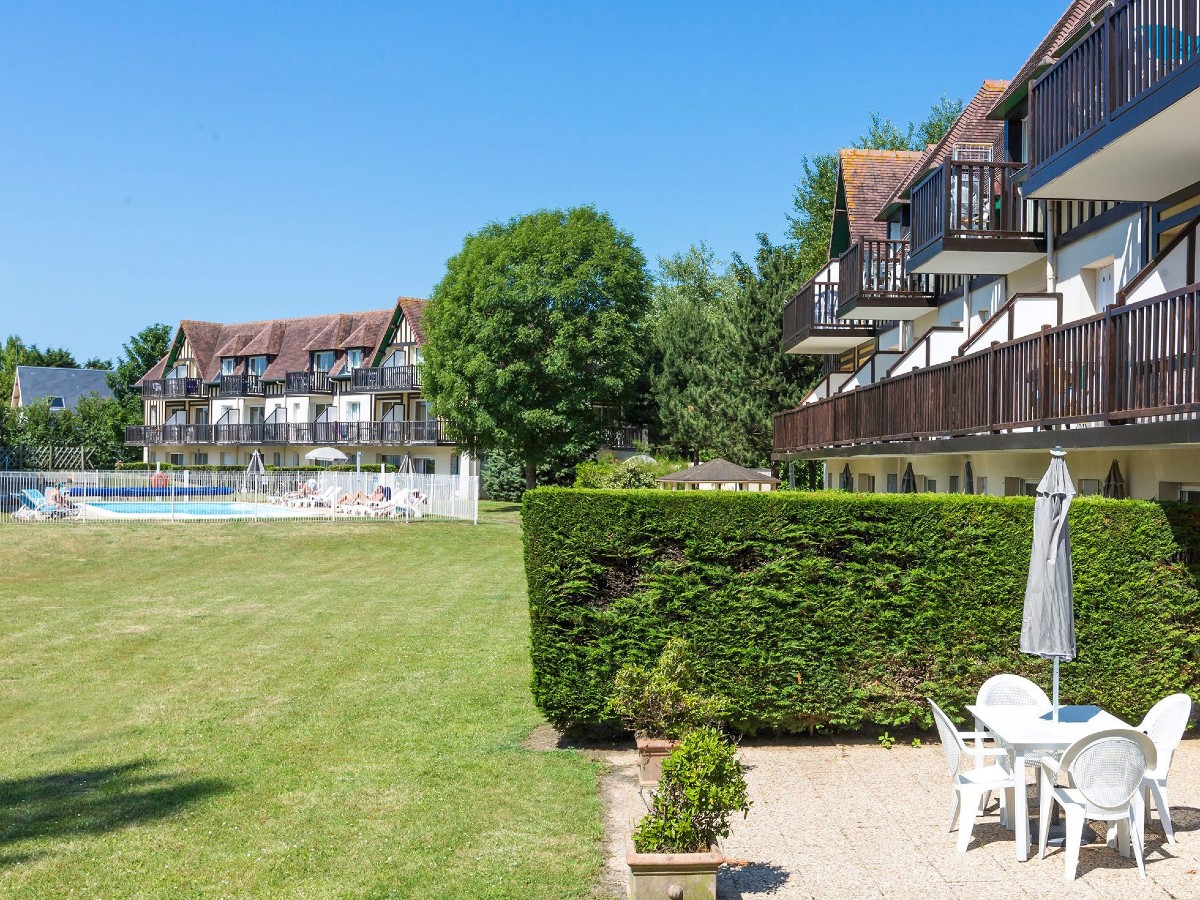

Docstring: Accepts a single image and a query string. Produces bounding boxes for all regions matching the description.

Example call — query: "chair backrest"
[928,699,964,778]
[1139,693,1192,771]
[1061,728,1157,812]
[976,674,1051,708]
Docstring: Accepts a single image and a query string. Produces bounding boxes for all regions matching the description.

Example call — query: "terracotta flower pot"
[636,737,681,787]
[626,834,722,900]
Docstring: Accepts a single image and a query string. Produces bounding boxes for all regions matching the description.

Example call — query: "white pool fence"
[0,469,479,524]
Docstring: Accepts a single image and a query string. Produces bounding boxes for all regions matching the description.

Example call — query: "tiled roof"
[12,366,113,410]
[989,0,1104,119]
[138,297,428,385]
[876,80,1010,221]
[835,148,925,250]
[657,458,779,485]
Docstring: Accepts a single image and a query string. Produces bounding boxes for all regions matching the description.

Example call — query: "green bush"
[523,489,1200,734]
[632,726,750,854]
[574,456,688,490]
[481,448,582,502]
[606,637,726,739]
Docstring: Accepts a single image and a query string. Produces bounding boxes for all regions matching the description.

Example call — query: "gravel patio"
[597,736,1200,899]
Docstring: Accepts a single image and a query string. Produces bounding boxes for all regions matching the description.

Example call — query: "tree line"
[0,326,171,467]
[423,98,963,488]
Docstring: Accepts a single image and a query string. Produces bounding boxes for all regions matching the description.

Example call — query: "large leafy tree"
[108,324,172,415]
[649,246,737,463]
[422,206,651,490]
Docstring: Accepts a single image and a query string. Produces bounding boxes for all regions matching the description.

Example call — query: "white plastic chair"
[975,674,1054,820]
[929,699,1017,853]
[1038,728,1156,881]
[1137,693,1192,845]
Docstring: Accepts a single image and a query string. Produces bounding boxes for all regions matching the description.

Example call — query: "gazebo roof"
[657,458,779,485]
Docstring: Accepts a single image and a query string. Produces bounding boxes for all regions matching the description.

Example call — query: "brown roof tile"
[876,80,1010,220]
[989,0,1105,119]
[835,148,925,250]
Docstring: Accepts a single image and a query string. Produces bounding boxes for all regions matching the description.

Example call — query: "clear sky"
[2,0,1062,363]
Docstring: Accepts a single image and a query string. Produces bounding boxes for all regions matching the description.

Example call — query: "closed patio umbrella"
[1102,459,1127,499]
[900,462,917,493]
[1020,447,1076,722]
[964,460,974,495]
[839,463,853,491]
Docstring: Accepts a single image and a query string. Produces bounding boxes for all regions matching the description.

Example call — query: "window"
[49,396,66,411]
[413,400,430,421]
[149,451,157,463]
[415,457,436,475]
[1078,478,1102,497]
[272,452,281,467]
[977,476,988,496]
[221,357,236,375]
[886,473,898,493]
[949,475,960,494]
[382,454,405,467]
[292,402,302,422]
[193,452,208,465]
[248,356,267,376]
[221,452,236,466]
[193,407,209,425]
[291,453,300,467]
[247,406,265,425]
[167,453,183,466]
[856,473,875,493]
[451,454,460,476]
[312,350,335,373]
[923,478,937,493]
[346,348,364,371]
[345,401,361,422]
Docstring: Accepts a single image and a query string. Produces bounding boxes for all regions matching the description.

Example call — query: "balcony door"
[312,351,335,373]
[247,406,265,425]
[193,407,209,425]
[383,348,408,368]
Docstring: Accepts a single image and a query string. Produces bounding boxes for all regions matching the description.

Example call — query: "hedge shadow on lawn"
[0,759,231,862]
[524,489,1200,736]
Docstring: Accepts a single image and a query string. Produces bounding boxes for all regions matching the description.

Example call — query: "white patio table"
[965,703,1131,862]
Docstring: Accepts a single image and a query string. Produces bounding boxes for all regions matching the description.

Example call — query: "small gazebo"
[656,458,779,493]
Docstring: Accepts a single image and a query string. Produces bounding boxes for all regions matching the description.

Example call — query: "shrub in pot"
[606,638,726,786]
[627,727,751,900]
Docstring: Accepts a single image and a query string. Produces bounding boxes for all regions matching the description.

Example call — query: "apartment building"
[127,297,472,475]
[774,0,1200,501]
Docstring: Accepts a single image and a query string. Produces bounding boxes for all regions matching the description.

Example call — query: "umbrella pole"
[1052,659,1059,722]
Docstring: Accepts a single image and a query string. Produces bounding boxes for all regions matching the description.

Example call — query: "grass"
[0,511,605,899]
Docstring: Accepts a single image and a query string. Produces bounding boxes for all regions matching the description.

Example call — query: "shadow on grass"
[0,760,231,864]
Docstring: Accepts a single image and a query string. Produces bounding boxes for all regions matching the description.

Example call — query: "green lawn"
[0,512,603,898]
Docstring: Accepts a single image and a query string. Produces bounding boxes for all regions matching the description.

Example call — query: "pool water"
[85,501,295,518]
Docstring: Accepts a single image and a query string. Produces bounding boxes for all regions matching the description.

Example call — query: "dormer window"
[220,357,236,375]
[248,356,268,377]
[345,348,364,371]
[312,350,335,373]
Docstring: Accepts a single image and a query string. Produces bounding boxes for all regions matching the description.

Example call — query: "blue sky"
[2,1,1061,362]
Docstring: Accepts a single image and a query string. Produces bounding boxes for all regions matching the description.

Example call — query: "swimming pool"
[83,501,300,519]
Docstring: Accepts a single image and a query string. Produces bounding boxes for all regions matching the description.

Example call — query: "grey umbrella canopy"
[1103,459,1127,499]
[839,464,853,491]
[964,460,974,496]
[1020,447,1077,720]
[900,462,917,493]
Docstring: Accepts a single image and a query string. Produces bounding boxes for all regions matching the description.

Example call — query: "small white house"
[657,458,779,492]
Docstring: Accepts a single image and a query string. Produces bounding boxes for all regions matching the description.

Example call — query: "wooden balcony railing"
[782,280,876,348]
[285,371,333,394]
[217,374,264,397]
[774,282,1200,453]
[1030,0,1200,172]
[141,377,206,399]
[910,161,1044,256]
[837,239,945,310]
[351,365,422,391]
[127,420,452,446]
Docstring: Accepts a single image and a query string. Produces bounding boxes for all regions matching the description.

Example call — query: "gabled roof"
[657,458,779,485]
[831,148,925,257]
[12,366,113,410]
[876,80,1010,221]
[138,297,429,386]
[989,0,1104,120]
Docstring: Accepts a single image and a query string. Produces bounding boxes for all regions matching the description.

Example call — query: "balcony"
[1027,0,1200,201]
[836,239,940,320]
[773,281,1200,455]
[217,374,264,397]
[351,365,422,392]
[285,371,333,394]
[908,162,1045,275]
[141,377,205,399]
[782,278,877,354]
[128,420,453,447]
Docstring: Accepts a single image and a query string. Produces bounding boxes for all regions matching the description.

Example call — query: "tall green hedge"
[523,489,1200,734]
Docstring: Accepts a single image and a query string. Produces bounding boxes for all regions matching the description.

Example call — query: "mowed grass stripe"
[0,517,601,898]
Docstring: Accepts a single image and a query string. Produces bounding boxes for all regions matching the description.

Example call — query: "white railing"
[0,470,479,525]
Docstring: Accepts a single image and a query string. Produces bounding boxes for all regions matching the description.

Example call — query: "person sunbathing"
[339,486,388,507]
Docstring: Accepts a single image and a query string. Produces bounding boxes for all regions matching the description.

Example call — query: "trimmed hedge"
[523,489,1200,734]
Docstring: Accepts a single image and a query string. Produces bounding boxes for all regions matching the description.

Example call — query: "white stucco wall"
[1054,212,1143,320]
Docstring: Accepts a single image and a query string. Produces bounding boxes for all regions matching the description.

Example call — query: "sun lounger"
[13,488,80,520]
